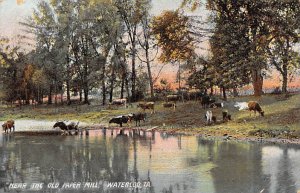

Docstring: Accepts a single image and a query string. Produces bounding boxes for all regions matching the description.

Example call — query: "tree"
[114,0,150,102]
[206,0,274,96]
[24,0,122,105]
[266,0,300,94]
[137,6,157,99]
[152,10,195,92]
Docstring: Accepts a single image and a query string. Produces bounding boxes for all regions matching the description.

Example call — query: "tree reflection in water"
[1,132,300,193]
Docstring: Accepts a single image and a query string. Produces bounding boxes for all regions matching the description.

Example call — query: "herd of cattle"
[108,95,265,127]
[2,95,265,134]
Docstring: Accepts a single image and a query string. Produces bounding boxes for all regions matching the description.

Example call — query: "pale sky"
[0,0,207,38]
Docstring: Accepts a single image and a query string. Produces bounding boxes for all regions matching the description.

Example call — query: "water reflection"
[1,130,300,193]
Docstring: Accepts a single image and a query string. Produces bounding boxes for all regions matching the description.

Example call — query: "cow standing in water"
[2,120,15,133]
[53,121,79,135]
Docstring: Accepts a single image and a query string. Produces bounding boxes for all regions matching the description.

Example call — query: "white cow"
[205,110,213,124]
[234,102,249,111]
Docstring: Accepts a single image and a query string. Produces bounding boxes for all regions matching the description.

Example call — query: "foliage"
[152,10,195,63]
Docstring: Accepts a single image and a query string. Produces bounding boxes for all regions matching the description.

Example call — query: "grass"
[1,93,300,139]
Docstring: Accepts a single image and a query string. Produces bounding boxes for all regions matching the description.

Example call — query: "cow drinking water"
[53,121,79,135]
[2,120,15,133]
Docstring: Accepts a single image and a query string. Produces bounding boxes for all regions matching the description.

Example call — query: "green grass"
[1,93,300,139]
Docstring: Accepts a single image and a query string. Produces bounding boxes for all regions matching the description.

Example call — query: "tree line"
[0,0,299,106]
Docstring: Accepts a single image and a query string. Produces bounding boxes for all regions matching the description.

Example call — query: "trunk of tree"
[282,38,290,94]
[109,67,115,103]
[66,68,71,105]
[79,89,82,102]
[60,91,63,104]
[120,74,125,99]
[54,81,58,105]
[282,65,288,94]
[210,86,214,95]
[222,87,227,101]
[144,32,154,99]
[131,42,137,102]
[25,89,30,105]
[125,76,130,101]
[102,70,106,105]
[83,86,89,105]
[178,61,181,93]
[48,85,52,104]
[66,79,71,105]
[251,69,264,96]
[146,50,154,99]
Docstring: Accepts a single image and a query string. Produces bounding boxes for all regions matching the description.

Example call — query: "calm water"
[1,127,300,193]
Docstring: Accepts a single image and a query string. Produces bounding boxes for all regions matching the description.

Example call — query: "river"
[1,126,300,193]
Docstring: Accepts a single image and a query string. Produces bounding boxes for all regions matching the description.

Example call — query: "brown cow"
[137,102,155,114]
[109,98,127,108]
[248,101,264,117]
[2,120,15,133]
[163,102,176,110]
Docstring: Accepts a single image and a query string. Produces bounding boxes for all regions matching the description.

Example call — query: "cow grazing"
[2,120,15,133]
[163,102,176,110]
[129,113,146,126]
[110,98,127,108]
[109,116,130,127]
[248,101,264,117]
[137,102,155,114]
[210,102,224,108]
[166,95,181,103]
[201,95,216,109]
[222,110,232,122]
[234,102,249,111]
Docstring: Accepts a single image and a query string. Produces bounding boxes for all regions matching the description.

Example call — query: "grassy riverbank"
[1,93,300,139]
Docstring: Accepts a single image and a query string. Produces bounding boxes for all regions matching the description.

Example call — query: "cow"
[53,121,79,135]
[234,102,249,111]
[205,111,216,124]
[166,95,181,103]
[163,102,176,110]
[137,102,155,114]
[222,110,232,122]
[209,102,224,108]
[201,95,216,109]
[248,101,264,117]
[2,120,15,133]
[110,98,127,108]
[129,113,146,126]
[109,115,130,127]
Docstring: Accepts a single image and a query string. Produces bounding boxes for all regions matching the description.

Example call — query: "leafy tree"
[114,0,150,102]
[152,10,195,92]
[266,0,300,93]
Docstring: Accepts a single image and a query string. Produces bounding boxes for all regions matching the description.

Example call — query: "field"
[0,93,300,140]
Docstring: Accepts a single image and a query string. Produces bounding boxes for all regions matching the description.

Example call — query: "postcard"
[1,0,300,193]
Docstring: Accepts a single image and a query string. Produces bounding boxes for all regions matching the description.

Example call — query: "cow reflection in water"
[53,121,79,135]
